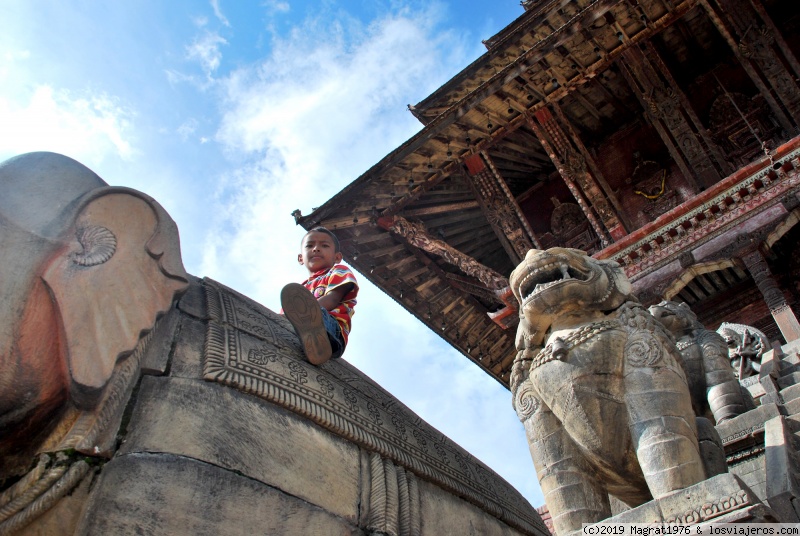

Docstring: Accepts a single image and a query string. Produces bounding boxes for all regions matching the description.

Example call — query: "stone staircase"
[718,339,800,522]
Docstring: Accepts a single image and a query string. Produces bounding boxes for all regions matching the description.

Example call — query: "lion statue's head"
[510,248,633,349]
[648,300,701,336]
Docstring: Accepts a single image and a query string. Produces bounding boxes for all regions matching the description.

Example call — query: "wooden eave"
[297,0,795,388]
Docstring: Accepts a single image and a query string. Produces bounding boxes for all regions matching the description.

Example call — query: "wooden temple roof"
[297,0,800,387]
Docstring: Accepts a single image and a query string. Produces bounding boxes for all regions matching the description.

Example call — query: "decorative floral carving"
[342,387,359,413]
[287,361,308,385]
[247,347,279,365]
[625,332,663,367]
[316,375,335,398]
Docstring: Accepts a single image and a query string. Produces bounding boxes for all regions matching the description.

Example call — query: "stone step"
[780,340,800,365]
[778,367,800,389]
[778,359,800,376]
[782,352,800,367]
[784,396,800,418]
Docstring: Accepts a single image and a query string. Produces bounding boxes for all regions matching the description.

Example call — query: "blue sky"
[0,0,543,508]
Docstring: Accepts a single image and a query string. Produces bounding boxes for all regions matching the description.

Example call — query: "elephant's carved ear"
[73,225,116,267]
[43,190,188,402]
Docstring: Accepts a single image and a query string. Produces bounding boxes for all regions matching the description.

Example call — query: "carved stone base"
[586,473,776,532]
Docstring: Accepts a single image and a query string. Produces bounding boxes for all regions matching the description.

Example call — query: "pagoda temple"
[294,0,800,387]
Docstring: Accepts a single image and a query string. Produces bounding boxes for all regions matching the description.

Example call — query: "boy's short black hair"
[302,227,341,252]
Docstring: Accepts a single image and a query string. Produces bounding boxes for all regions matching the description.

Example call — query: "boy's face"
[299,231,342,273]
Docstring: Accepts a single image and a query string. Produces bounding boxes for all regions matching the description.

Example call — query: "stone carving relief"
[361,451,421,536]
[540,198,599,253]
[202,278,545,536]
[649,301,753,423]
[717,322,770,379]
[509,248,705,534]
[0,152,188,532]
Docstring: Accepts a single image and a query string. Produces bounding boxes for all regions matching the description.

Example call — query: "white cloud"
[186,31,228,80]
[177,118,199,140]
[204,6,471,302]
[192,15,209,28]
[210,0,231,27]
[0,85,135,166]
[264,0,290,14]
[196,5,544,508]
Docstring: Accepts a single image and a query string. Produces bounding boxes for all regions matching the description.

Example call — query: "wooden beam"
[401,200,480,218]
[377,215,509,290]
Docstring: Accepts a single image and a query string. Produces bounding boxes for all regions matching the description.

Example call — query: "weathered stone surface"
[1,153,547,535]
[0,152,188,479]
[417,478,520,535]
[592,473,769,528]
[201,277,546,535]
[168,312,206,379]
[77,453,363,536]
[717,403,781,450]
[764,415,800,521]
[176,274,207,321]
[509,248,706,534]
[650,301,752,423]
[120,375,362,521]
[139,306,181,376]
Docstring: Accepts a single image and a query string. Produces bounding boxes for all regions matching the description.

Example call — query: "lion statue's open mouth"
[514,254,591,308]
[509,248,633,349]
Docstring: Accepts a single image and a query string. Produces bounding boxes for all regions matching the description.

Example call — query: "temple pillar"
[528,109,626,245]
[462,153,538,264]
[740,249,800,343]
[700,0,800,134]
[619,46,727,190]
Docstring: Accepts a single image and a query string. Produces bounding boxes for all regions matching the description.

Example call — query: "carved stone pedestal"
[587,473,777,533]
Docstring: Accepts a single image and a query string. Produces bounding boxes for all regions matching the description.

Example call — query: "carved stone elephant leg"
[526,401,610,534]
[625,367,705,498]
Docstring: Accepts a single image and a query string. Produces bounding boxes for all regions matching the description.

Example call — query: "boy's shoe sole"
[281,283,332,365]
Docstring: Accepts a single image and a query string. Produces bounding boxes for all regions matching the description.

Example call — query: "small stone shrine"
[0,152,548,536]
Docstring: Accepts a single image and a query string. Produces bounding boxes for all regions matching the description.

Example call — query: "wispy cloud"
[177,118,199,140]
[210,0,231,27]
[186,31,228,81]
[264,0,290,14]
[0,85,135,166]
[205,6,470,298]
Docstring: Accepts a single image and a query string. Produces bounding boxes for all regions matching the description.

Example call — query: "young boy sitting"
[281,227,358,365]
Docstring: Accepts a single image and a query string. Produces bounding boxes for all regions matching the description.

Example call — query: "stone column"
[741,249,800,343]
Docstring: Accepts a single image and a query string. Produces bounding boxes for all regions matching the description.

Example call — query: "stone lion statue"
[649,301,753,423]
[510,248,705,535]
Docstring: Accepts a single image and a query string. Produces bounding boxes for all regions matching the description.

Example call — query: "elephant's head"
[0,152,188,477]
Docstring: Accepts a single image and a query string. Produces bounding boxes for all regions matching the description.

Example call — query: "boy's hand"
[317,283,354,311]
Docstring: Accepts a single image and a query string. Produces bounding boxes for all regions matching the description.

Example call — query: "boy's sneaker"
[281,283,332,365]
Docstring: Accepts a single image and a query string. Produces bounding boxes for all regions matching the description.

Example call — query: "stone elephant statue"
[0,152,188,482]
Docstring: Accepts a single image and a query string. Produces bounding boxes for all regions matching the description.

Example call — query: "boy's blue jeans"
[321,308,345,359]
